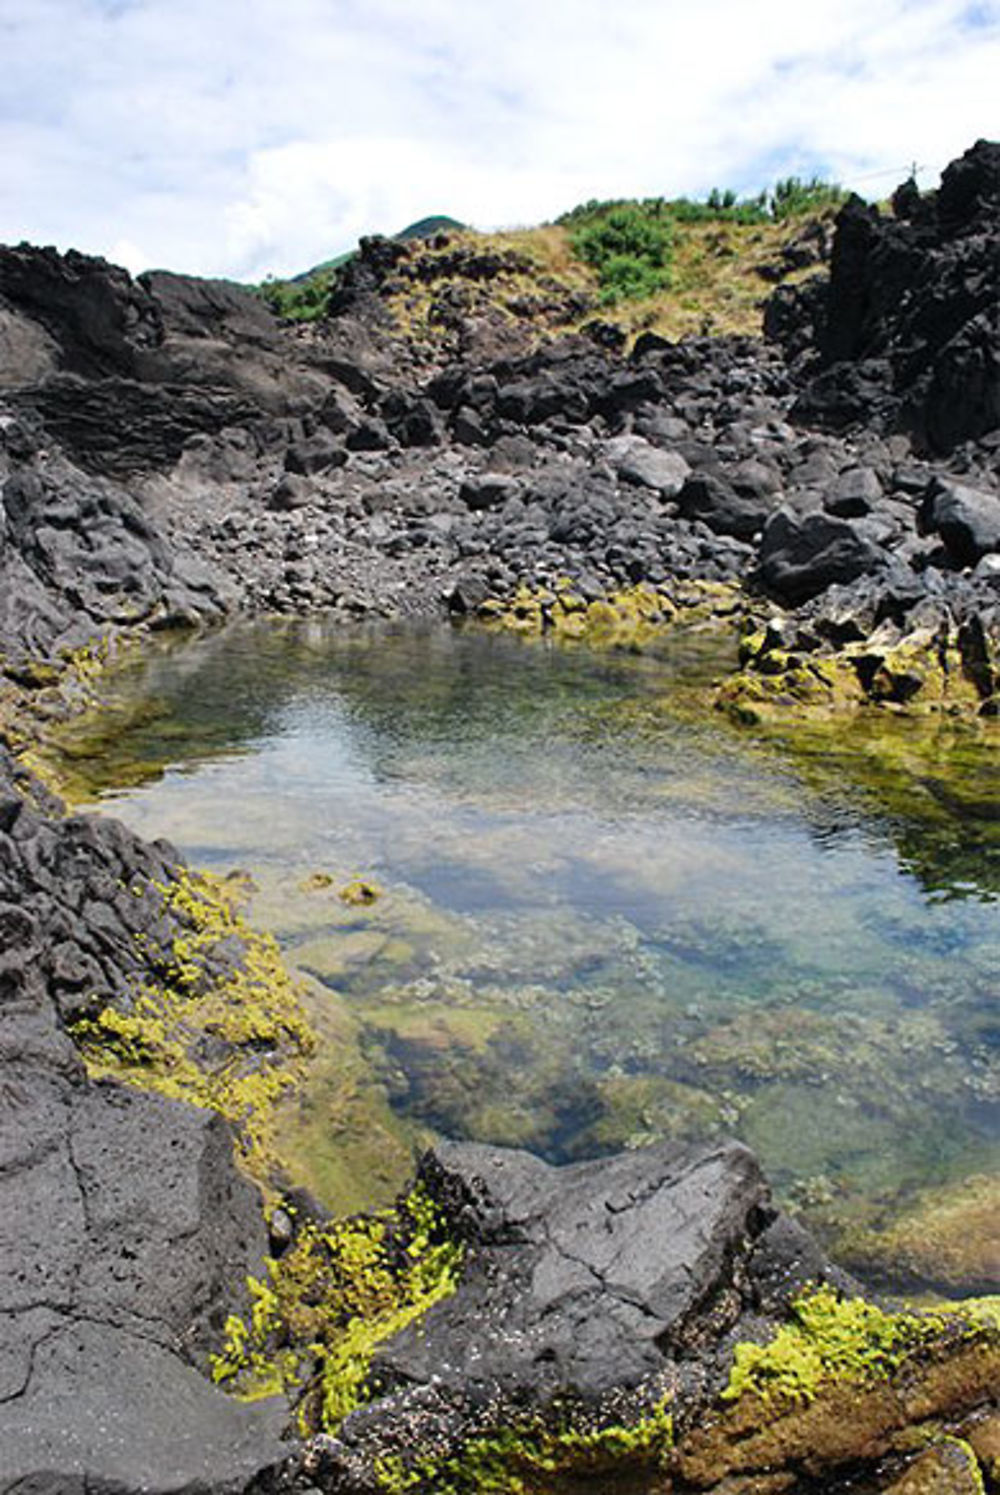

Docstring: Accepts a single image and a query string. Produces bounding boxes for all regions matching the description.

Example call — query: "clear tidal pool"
[63,618,1000,1276]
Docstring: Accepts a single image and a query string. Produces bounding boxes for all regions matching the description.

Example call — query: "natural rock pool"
[59,618,1000,1289]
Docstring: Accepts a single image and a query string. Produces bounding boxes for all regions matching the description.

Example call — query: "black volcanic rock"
[315,1137,864,1491]
[0,423,234,661]
[758,506,885,602]
[920,475,1000,566]
[770,139,1000,455]
[0,749,291,1494]
[378,1139,769,1402]
[0,244,162,380]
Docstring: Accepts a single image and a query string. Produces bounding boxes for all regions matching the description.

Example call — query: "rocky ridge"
[0,142,998,1493]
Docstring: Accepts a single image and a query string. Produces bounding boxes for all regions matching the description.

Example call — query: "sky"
[1,0,998,283]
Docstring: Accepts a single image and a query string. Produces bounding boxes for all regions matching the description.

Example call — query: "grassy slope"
[393,213,835,345]
[261,208,837,349]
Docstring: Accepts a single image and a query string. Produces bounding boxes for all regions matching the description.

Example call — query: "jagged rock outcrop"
[0,748,291,1494]
[303,1140,999,1495]
[2,147,998,691]
[0,407,235,663]
[767,138,1000,455]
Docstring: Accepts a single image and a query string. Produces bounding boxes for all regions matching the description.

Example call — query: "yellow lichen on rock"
[70,866,315,1184]
[675,1289,1000,1487]
[477,579,744,652]
[722,615,998,725]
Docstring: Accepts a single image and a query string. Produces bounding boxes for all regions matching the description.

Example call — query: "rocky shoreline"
[1,142,998,1492]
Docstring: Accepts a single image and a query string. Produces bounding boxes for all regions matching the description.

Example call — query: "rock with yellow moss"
[294,1141,1000,1495]
[0,743,295,1491]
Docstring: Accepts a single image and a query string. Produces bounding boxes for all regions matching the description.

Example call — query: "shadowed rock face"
[770,139,1000,454]
[0,748,291,1494]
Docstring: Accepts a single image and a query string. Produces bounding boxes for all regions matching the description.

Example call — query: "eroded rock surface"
[304,1141,998,1495]
[0,749,291,1494]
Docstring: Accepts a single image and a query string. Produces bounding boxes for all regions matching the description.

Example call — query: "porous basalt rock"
[0,747,292,1494]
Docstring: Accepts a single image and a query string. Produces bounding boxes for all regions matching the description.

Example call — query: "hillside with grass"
[258,176,846,348]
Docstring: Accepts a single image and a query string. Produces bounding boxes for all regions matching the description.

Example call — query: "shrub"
[769,176,847,220]
[570,206,674,302]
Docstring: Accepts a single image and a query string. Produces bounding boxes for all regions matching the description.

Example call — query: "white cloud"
[0,0,997,279]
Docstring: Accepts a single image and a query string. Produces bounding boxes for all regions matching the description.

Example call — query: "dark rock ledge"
[296,1141,1000,1494]
[0,747,292,1494]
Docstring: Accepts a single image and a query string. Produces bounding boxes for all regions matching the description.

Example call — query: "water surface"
[67,619,1000,1260]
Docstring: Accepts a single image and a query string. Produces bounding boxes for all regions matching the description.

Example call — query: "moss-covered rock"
[69,865,315,1186]
[674,1292,1000,1489]
[210,1184,463,1434]
[720,613,999,725]
[477,578,746,652]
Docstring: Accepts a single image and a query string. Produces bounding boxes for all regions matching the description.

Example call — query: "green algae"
[476,577,746,654]
[721,1288,1000,1412]
[721,1287,943,1408]
[375,1398,675,1495]
[211,1185,463,1433]
[69,865,316,1186]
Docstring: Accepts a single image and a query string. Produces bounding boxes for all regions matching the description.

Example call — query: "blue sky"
[1,0,997,281]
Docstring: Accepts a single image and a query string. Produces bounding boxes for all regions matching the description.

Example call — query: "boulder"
[920,476,1000,567]
[759,507,885,602]
[284,432,346,475]
[604,435,690,497]
[458,473,520,511]
[678,465,781,540]
[376,1138,769,1402]
[826,465,884,517]
[312,1138,999,1495]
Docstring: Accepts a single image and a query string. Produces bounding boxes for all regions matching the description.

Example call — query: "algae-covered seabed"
[54,618,1000,1290]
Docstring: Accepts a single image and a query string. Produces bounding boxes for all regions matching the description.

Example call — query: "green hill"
[256,179,845,336]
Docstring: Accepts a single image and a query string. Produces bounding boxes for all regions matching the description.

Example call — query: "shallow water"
[66,618,1000,1253]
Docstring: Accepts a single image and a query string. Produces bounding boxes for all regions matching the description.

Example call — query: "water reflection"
[63,618,1000,1281]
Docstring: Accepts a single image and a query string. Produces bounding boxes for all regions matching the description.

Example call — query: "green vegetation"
[720,1288,1000,1413]
[210,1185,462,1433]
[769,174,848,219]
[721,1287,941,1409]
[396,214,466,241]
[569,204,675,304]
[558,176,844,303]
[259,266,341,321]
[69,867,315,1184]
[375,1398,675,1494]
[558,175,846,230]
[255,173,846,322]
